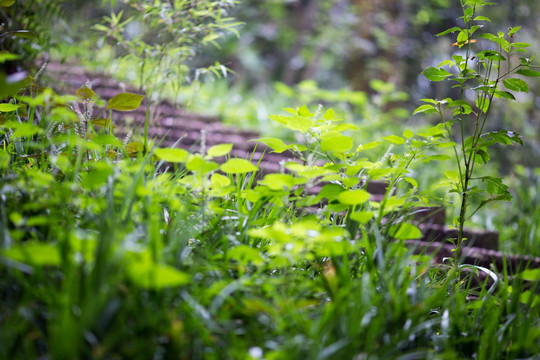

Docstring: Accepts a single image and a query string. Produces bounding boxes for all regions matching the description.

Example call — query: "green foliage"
[2,1,540,359]
[94,0,240,98]
[0,0,66,70]
[414,1,536,267]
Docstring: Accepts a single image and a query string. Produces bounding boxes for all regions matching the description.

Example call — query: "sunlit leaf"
[259,173,305,191]
[220,158,258,174]
[383,135,406,144]
[413,104,437,115]
[210,173,231,188]
[320,133,353,153]
[350,211,374,224]
[508,26,521,37]
[403,129,414,138]
[186,155,218,173]
[3,242,61,266]
[0,103,19,112]
[389,223,422,240]
[436,26,462,37]
[253,137,288,153]
[228,245,265,266]
[0,52,20,63]
[422,67,453,81]
[517,269,540,281]
[128,263,190,289]
[323,108,335,120]
[106,92,145,111]
[154,148,188,163]
[337,189,370,205]
[503,78,529,93]
[5,121,43,138]
[207,143,233,158]
[473,16,491,21]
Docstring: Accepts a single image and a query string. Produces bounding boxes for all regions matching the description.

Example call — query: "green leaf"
[253,137,288,153]
[128,263,190,289]
[320,133,353,153]
[512,42,530,48]
[475,148,490,164]
[436,26,462,37]
[0,149,9,169]
[220,158,258,174]
[389,223,422,240]
[508,26,521,37]
[323,108,335,120]
[315,183,344,202]
[0,0,15,6]
[228,245,265,266]
[76,86,97,100]
[0,52,20,63]
[11,30,37,39]
[517,269,540,281]
[412,104,437,115]
[210,173,231,188]
[0,103,19,112]
[473,16,491,21]
[6,121,43,138]
[403,129,414,138]
[0,72,30,98]
[3,242,61,266]
[154,148,189,163]
[286,116,313,133]
[91,118,116,128]
[207,143,233,158]
[445,170,460,182]
[494,91,516,100]
[81,163,113,190]
[479,176,508,196]
[357,141,382,152]
[422,67,453,81]
[186,155,218,173]
[481,130,523,146]
[516,69,540,77]
[259,173,305,191]
[298,105,312,117]
[437,60,455,68]
[383,135,406,144]
[337,189,370,205]
[402,177,418,188]
[106,92,145,111]
[350,211,374,224]
[420,154,453,163]
[476,50,506,62]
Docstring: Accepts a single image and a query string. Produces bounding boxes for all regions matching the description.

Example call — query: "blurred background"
[2,0,540,254]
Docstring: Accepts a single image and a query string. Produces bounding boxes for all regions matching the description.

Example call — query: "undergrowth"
[2,0,540,359]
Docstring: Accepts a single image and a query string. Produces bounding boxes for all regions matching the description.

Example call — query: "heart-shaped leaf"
[106,92,145,111]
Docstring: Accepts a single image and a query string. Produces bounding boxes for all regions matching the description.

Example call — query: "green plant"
[94,0,240,98]
[414,0,538,268]
[93,0,241,151]
[0,0,67,72]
